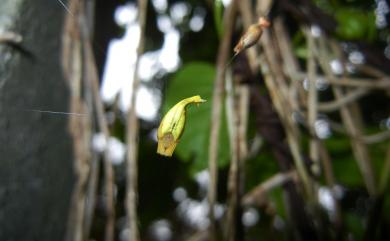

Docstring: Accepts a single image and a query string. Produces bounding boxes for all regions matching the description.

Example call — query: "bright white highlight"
[152,0,168,13]
[316,77,329,91]
[195,170,209,193]
[222,0,232,7]
[189,7,206,32]
[173,187,187,202]
[348,51,365,65]
[101,23,139,105]
[310,25,322,37]
[314,118,332,139]
[135,86,160,121]
[159,30,181,72]
[101,4,181,121]
[330,59,343,75]
[114,3,137,26]
[157,15,173,33]
[242,207,260,227]
[170,2,190,24]
[92,133,126,165]
[318,186,336,220]
[149,220,172,241]
[375,0,389,28]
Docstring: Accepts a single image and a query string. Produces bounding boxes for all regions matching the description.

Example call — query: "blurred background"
[0,0,389,241]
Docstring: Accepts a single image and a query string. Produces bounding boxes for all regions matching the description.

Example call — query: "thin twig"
[363,131,390,144]
[207,1,237,240]
[82,3,99,239]
[242,170,297,206]
[317,88,369,112]
[274,19,304,113]
[225,71,244,241]
[325,77,390,89]
[358,64,387,78]
[224,2,253,239]
[328,120,390,144]
[125,0,148,240]
[83,154,100,241]
[291,72,390,89]
[305,27,320,176]
[62,1,91,241]
[273,18,306,110]
[225,69,239,241]
[82,23,116,241]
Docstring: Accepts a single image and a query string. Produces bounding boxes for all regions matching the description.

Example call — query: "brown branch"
[317,88,369,112]
[242,171,297,206]
[273,18,306,110]
[329,121,390,144]
[305,27,320,176]
[81,6,100,240]
[225,72,245,240]
[62,2,92,241]
[83,154,100,241]
[207,1,237,240]
[358,64,388,78]
[326,77,390,89]
[291,72,390,89]
[125,0,148,241]
[83,29,116,241]
[363,131,390,144]
[224,2,253,239]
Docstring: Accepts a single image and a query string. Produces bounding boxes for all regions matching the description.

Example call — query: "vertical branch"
[82,27,116,241]
[207,1,237,240]
[305,28,320,176]
[83,153,100,240]
[82,5,100,239]
[225,71,243,241]
[68,0,117,239]
[225,2,252,238]
[62,1,92,241]
[125,0,148,240]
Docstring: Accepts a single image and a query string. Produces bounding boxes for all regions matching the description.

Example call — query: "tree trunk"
[0,0,74,240]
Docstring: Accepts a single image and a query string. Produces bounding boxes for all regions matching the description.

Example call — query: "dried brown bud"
[233,17,270,55]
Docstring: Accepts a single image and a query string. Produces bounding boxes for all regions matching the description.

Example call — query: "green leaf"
[163,62,230,173]
[324,137,364,187]
[214,0,224,38]
[344,212,364,239]
[335,8,377,41]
